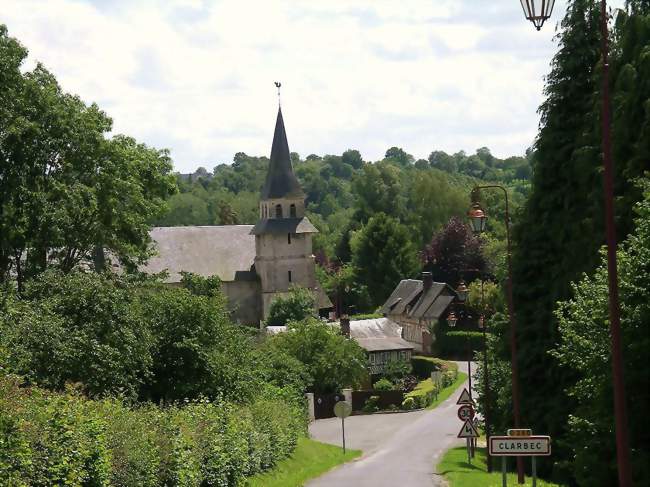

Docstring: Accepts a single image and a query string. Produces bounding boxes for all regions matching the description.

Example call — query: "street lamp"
[522,3,632,486]
[446,311,458,328]
[456,280,469,303]
[468,185,523,481]
[468,203,488,234]
[519,0,556,30]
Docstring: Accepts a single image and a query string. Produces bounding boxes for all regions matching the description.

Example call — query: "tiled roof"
[382,279,456,321]
[142,225,256,283]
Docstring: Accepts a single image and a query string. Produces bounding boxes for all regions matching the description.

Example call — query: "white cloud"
[0,0,626,171]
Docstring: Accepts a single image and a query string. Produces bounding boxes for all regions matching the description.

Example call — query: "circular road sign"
[334,400,352,419]
[457,404,475,422]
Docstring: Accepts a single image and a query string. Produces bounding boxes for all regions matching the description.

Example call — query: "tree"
[422,217,487,288]
[341,149,364,169]
[0,25,176,287]
[384,146,414,166]
[551,179,650,486]
[352,162,403,222]
[266,286,316,326]
[0,270,152,399]
[268,318,367,393]
[506,4,650,481]
[351,213,419,306]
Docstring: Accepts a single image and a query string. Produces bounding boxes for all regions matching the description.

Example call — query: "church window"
[288,233,292,244]
[275,204,283,218]
[290,204,297,217]
[288,270,292,283]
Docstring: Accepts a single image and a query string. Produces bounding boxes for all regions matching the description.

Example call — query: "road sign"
[457,404,475,421]
[458,419,480,438]
[456,388,474,405]
[334,401,352,419]
[507,428,532,437]
[488,436,551,456]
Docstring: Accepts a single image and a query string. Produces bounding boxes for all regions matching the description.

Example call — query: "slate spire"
[261,107,304,200]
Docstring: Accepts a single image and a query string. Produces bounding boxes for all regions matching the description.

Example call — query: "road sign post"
[489,433,551,486]
[334,401,352,454]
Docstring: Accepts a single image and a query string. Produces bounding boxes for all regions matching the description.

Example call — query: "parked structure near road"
[139,107,331,324]
[381,272,457,353]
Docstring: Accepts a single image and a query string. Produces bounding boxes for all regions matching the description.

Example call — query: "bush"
[266,286,316,326]
[0,374,306,486]
[372,378,394,391]
[437,331,484,359]
[401,396,415,410]
[411,356,458,381]
[362,395,380,413]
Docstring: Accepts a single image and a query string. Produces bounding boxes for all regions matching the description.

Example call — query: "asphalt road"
[308,362,473,487]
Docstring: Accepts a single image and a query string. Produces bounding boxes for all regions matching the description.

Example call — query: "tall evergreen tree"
[504,2,650,481]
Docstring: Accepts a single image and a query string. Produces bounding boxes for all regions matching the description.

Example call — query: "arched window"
[290,203,297,218]
[275,204,283,218]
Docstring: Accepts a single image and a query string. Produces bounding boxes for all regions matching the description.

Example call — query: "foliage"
[401,397,416,410]
[404,379,436,409]
[266,318,367,394]
[380,359,413,383]
[244,437,361,487]
[0,374,306,486]
[436,331,485,359]
[361,395,381,413]
[351,213,419,306]
[466,279,503,316]
[421,216,488,288]
[549,179,650,486]
[372,378,394,391]
[503,3,650,482]
[0,270,152,399]
[0,25,175,288]
[410,356,458,381]
[266,286,316,326]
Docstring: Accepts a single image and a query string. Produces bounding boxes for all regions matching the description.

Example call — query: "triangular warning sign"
[457,419,480,438]
[456,388,474,405]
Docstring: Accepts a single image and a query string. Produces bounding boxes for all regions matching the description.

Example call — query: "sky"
[0,0,626,173]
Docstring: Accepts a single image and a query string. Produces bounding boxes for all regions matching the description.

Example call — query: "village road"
[307,361,472,487]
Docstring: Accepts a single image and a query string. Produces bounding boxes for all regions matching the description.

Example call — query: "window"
[290,203,297,217]
[275,204,283,218]
[369,353,375,364]
[288,233,292,244]
[288,270,292,283]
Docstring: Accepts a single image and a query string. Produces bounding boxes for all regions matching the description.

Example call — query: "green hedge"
[437,331,484,359]
[0,374,306,486]
[411,356,458,380]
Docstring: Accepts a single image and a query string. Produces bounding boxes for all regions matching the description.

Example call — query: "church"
[142,107,332,325]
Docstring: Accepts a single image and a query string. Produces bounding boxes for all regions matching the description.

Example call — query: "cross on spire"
[274,81,281,107]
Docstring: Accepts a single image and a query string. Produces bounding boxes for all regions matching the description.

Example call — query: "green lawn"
[245,437,361,487]
[437,446,562,487]
[428,371,468,410]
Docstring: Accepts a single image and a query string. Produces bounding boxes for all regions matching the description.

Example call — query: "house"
[266,317,414,376]
[381,272,457,354]
[140,107,332,325]
[341,316,414,376]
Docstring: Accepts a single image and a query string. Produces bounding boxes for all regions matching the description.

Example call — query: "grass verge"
[245,436,361,487]
[427,371,467,410]
[437,446,561,487]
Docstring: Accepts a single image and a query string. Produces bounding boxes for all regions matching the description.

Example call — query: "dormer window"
[290,204,297,218]
[275,204,283,218]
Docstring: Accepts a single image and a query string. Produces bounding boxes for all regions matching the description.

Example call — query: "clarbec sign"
[489,436,551,456]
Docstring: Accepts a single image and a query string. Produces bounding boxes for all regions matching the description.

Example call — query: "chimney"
[340,315,351,338]
[422,271,433,291]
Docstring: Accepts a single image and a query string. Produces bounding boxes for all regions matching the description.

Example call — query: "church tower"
[252,107,320,319]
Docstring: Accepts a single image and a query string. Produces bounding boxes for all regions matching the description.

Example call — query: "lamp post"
[468,184,523,482]
[521,2,632,486]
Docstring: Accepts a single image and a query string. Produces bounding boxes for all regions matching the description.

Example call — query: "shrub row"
[0,374,306,486]
[411,356,458,381]
[436,331,484,359]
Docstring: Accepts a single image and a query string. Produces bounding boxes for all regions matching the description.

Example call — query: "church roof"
[261,108,304,200]
[250,217,318,235]
[142,226,256,283]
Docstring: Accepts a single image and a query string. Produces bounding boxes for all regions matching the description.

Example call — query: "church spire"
[261,105,304,200]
